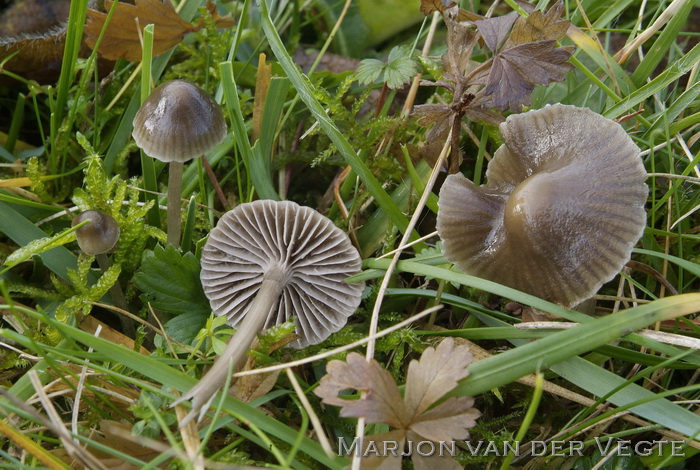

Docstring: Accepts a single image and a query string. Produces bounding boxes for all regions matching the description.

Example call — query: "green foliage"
[54,256,122,323]
[356,45,418,89]
[1,225,78,273]
[25,157,53,203]
[165,311,212,344]
[131,391,177,439]
[134,244,210,318]
[257,319,297,352]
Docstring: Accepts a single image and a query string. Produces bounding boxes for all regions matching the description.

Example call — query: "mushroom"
[132,79,227,247]
[72,210,133,336]
[173,199,364,422]
[73,210,120,257]
[436,104,648,307]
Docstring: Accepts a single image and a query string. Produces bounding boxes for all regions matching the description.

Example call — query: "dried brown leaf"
[420,0,455,16]
[84,0,194,62]
[443,20,477,77]
[479,40,574,111]
[404,337,473,417]
[410,396,481,441]
[508,1,570,45]
[316,339,480,467]
[315,352,407,428]
[51,420,164,469]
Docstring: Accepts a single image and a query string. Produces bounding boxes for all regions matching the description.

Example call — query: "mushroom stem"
[173,276,284,425]
[95,253,135,338]
[166,161,184,247]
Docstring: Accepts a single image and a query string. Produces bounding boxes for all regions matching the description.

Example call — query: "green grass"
[0,0,698,468]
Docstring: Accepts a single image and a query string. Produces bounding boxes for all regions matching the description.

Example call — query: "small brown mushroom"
[72,210,133,336]
[437,104,648,308]
[173,200,364,422]
[132,79,226,247]
[72,209,120,256]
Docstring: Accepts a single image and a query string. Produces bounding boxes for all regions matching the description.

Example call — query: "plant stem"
[167,161,184,247]
[173,275,284,425]
[95,253,135,338]
[201,155,229,209]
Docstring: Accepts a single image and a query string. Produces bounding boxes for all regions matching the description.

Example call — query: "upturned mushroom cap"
[437,104,648,307]
[132,80,226,163]
[200,200,364,348]
[72,210,120,256]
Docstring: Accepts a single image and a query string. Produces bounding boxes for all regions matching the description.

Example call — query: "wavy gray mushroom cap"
[200,200,364,348]
[72,210,120,256]
[437,104,648,308]
[132,80,226,163]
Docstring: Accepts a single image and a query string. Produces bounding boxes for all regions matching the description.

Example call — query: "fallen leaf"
[84,0,233,62]
[80,316,150,355]
[404,337,474,418]
[315,338,480,468]
[52,420,166,470]
[85,0,192,62]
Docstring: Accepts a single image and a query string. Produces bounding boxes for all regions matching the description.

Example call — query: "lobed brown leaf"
[508,1,570,45]
[315,352,407,428]
[479,40,574,111]
[442,19,477,77]
[404,337,473,417]
[316,339,481,467]
[475,13,517,54]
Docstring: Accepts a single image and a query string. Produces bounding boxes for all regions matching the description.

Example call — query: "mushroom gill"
[174,200,363,423]
[437,104,648,308]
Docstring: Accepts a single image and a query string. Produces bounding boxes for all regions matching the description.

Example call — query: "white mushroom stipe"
[173,200,364,424]
[437,104,648,308]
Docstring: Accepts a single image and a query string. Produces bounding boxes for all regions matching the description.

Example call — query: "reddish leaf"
[479,40,574,111]
[474,13,517,54]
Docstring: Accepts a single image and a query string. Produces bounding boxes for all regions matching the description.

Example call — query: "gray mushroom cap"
[437,104,648,308]
[132,80,226,163]
[200,200,364,348]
